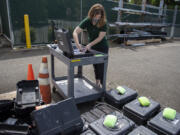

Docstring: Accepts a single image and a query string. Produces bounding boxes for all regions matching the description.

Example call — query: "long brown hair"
[88,3,107,28]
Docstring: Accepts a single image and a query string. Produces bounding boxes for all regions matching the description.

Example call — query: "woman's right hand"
[77,44,83,52]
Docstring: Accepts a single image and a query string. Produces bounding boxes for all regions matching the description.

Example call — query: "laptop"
[55,28,94,58]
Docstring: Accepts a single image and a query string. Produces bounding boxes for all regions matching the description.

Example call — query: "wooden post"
[162,4,167,32]
[170,5,178,39]
[141,0,146,22]
[159,0,164,19]
[141,0,146,11]
[117,0,123,22]
[116,0,123,35]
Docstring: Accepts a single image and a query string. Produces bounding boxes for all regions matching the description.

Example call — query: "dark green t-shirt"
[79,17,109,53]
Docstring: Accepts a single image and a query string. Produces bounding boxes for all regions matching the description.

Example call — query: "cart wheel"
[52,86,56,93]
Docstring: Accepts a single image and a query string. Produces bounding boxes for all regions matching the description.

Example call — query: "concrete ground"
[0,40,180,112]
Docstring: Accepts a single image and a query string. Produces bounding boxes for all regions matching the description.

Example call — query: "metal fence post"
[6,0,14,48]
[0,15,2,34]
[170,5,178,39]
[24,14,31,48]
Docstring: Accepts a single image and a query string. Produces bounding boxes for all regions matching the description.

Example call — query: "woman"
[73,3,109,87]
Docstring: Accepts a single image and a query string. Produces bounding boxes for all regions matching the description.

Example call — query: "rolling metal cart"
[47,44,108,104]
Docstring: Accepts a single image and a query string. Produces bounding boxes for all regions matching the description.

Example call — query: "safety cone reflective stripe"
[36,104,50,110]
[38,78,50,85]
[38,56,51,104]
[39,62,49,78]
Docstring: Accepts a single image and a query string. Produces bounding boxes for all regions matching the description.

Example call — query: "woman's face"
[93,14,101,20]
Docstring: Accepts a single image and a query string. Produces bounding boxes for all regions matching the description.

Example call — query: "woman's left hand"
[85,43,92,52]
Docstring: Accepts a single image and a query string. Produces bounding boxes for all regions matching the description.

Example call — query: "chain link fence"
[1,0,180,47]
[8,0,117,47]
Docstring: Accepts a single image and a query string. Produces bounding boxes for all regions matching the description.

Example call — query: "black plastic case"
[96,104,115,115]
[123,99,160,125]
[148,111,180,135]
[105,86,138,108]
[90,108,106,118]
[81,112,99,124]
[81,104,115,124]
[80,129,97,135]
[15,80,42,114]
[31,98,83,135]
[0,100,14,121]
[128,126,157,135]
[0,124,29,135]
[89,111,135,135]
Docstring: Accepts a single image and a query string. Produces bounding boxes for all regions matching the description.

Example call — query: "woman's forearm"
[73,27,83,49]
[73,32,80,48]
[89,37,103,46]
[89,32,106,47]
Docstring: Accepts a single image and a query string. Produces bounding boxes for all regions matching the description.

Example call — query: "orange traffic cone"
[27,64,35,80]
[35,104,50,110]
[38,56,51,104]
